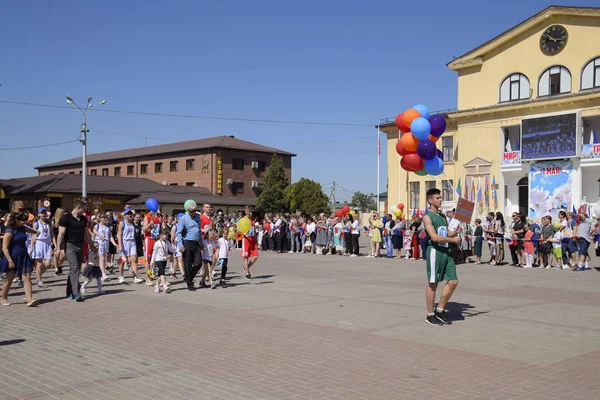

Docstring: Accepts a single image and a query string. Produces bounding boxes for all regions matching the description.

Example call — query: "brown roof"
[36,135,296,170]
[0,174,255,207]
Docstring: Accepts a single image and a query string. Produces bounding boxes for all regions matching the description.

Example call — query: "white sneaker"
[539,264,545,269]
[523,264,532,268]
[80,287,87,295]
[545,265,551,269]
[37,281,45,287]
[133,277,144,284]
[350,254,357,258]
[562,265,572,270]
[491,261,496,265]
[118,276,126,284]
[145,279,154,286]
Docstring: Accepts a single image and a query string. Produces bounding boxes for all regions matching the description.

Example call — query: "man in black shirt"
[56,201,98,302]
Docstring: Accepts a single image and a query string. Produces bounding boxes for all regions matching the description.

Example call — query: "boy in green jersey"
[422,188,461,326]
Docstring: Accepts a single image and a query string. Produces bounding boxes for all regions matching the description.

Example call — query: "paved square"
[1,249,600,399]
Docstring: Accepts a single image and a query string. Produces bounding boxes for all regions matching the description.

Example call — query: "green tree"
[350,191,376,212]
[285,178,330,216]
[255,154,289,213]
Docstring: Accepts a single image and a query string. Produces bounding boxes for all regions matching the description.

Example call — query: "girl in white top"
[217,226,231,286]
[93,214,117,282]
[200,229,218,289]
[31,209,53,287]
[150,229,176,293]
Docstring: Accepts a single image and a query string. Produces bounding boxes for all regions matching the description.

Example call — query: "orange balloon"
[399,132,419,152]
[429,134,440,142]
[403,109,421,128]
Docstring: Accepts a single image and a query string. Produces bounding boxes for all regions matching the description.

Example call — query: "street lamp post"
[66,96,106,198]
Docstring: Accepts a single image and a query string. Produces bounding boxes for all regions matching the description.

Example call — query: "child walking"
[200,229,218,289]
[217,227,231,287]
[150,229,176,293]
[523,223,535,268]
[81,250,104,295]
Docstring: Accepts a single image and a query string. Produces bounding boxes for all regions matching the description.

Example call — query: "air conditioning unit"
[251,181,259,188]
[251,161,259,169]
[226,179,233,185]
[161,181,167,185]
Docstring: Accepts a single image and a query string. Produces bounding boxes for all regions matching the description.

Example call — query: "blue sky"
[1,0,597,201]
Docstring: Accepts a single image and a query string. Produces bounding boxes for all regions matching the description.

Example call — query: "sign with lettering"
[454,198,475,224]
[529,161,573,218]
[217,151,223,195]
[582,144,600,159]
[74,197,122,207]
[502,150,521,165]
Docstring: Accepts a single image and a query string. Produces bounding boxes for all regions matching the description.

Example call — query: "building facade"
[383,6,600,219]
[36,135,295,199]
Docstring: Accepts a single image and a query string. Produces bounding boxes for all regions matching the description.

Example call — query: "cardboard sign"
[455,198,475,224]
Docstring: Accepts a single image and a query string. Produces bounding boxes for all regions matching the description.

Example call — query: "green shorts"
[426,247,457,283]
[552,247,562,259]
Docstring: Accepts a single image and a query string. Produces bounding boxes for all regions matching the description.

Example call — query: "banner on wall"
[529,161,573,218]
[581,144,600,159]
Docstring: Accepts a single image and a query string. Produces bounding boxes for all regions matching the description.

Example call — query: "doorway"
[517,177,528,216]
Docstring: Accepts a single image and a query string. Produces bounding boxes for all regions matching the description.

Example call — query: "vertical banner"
[217,151,223,195]
[529,161,573,218]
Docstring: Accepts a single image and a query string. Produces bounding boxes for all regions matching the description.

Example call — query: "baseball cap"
[123,209,134,215]
[38,207,47,213]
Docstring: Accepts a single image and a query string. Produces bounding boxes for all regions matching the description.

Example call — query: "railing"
[502,150,521,165]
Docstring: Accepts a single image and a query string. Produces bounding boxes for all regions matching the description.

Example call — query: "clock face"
[540,25,568,55]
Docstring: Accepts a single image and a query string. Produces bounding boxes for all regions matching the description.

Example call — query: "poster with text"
[529,161,573,218]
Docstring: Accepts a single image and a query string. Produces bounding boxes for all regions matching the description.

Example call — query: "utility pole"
[333,181,336,209]
[66,96,107,198]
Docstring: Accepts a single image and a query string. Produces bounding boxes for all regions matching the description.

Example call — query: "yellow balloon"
[394,209,402,217]
[348,210,356,216]
[237,216,251,233]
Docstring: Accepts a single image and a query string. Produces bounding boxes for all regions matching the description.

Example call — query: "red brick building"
[35,135,295,199]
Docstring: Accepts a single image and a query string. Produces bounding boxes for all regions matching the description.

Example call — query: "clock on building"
[539,25,568,55]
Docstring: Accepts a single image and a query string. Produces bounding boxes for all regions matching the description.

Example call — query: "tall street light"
[66,96,107,198]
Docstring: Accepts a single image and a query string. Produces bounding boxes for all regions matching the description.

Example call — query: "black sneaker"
[435,310,452,324]
[426,315,444,326]
[245,273,252,280]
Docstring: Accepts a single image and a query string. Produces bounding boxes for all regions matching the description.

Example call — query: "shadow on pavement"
[252,275,276,279]
[445,302,489,321]
[0,339,25,346]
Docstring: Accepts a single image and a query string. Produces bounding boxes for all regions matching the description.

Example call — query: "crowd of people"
[0,197,597,325]
[0,200,261,305]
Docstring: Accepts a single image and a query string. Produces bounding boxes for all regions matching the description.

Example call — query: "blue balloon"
[410,117,431,141]
[145,197,159,212]
[382,216,387,224]
[424,157,444,176]
[413,104,430,119]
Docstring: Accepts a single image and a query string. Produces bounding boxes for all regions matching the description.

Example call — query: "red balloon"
[400,153,424,172]
[264,222,271,231]
[335,209,344,219]
[395,113,411,133]
[395,140,414,157]
[398,203,405,210]
[342,204,350,215]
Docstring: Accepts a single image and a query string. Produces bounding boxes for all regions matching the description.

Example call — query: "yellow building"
[382,5,600,219]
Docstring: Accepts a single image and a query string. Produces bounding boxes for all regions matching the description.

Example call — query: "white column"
[572,159,583,209]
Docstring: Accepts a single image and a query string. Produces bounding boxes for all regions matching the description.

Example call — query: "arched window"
[538,66,571,96]
[499,73,530,103]
[581,56,600,90]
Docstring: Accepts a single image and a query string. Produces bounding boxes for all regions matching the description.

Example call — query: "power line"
[0,138,79,151]
[0,100,373,127]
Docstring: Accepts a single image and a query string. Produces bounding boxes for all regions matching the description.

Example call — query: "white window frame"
[581,56,600,91]
[442,136,454,162]
[538,65,571,97]
[499,73,530,103]
[410,182,420,209]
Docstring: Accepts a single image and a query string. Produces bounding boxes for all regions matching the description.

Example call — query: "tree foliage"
[284,178,330,216]
[350,191,376,212]
[255,154,289,213]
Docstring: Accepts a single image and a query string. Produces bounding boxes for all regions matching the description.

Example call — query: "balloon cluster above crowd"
[395,104,447,176]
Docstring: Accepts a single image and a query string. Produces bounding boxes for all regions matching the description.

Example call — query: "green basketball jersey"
[425,210,451,254]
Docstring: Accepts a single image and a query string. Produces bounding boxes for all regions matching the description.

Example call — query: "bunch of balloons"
[389,203,405,220]
[395,104,447,176]
[335,204,353,219]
